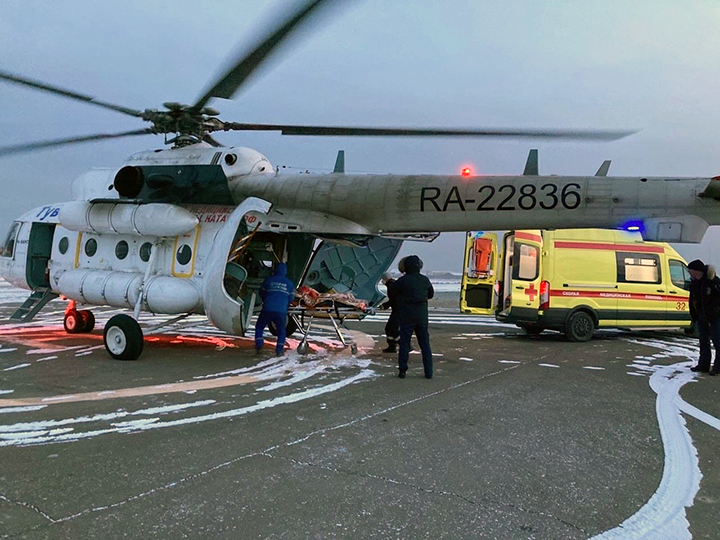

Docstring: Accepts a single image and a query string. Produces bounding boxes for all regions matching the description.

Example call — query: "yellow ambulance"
[460,229,693,341]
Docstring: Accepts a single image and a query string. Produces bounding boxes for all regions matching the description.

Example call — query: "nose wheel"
[103,314,144,360]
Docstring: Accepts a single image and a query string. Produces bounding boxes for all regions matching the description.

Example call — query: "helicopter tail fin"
[333,150,345,173]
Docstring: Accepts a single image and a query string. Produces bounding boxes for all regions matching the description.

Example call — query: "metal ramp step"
[10,287,59,322]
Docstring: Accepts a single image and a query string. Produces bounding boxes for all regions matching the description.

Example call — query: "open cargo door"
[301,237,403,307]
[499,231,542,323]
[460,232,498,315]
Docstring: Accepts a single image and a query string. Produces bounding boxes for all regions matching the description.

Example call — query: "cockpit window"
[0,222,21,258]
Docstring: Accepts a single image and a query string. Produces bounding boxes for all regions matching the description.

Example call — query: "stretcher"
[288,300,373,354]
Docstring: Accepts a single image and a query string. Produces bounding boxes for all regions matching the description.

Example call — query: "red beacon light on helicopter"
[461,167,472,177]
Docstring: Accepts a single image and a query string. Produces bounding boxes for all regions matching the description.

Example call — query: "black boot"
[398,369,406,379]
[691,364,710,373]
[382,345,397,353]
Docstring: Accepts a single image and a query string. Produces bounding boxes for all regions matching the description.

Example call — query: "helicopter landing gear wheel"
[103,315,144,361]
[63,310,81,334]
[78,310,95,333]
[269,316,297,337]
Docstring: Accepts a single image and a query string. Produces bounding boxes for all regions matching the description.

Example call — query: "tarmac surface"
[0,288,718,539]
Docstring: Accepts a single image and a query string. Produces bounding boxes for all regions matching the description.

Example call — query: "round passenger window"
[139,242,152,262]
[84,238,97,257]
[58,237,69,255]
[176,245,192,265]
[115,240,129,260]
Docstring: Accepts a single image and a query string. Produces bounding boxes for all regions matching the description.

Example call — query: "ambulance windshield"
[669,260,691,291]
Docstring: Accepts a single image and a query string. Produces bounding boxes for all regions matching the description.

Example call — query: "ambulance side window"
[616,252,661,284]
[512,242,539,281]
[669,260,691,291]
[0,222,21,258]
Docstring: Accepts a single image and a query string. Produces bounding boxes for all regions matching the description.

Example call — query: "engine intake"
[114,166,145,198]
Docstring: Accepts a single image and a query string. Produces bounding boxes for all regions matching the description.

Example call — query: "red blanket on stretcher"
[295,285,368,311]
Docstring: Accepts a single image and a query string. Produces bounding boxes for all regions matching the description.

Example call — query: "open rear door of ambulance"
[460,232,498,315]
[498,230,542,323]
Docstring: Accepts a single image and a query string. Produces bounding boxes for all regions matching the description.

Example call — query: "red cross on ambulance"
[524,283,538,301]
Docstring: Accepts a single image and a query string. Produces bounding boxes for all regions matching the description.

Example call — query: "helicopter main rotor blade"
[0,128,155,157]
[219,122,638,141]
[193,0,344,110]
[0,70,145,119]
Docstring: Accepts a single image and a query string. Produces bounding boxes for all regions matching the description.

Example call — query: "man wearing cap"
[688,259,720,375]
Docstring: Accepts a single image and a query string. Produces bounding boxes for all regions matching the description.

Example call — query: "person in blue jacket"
[255,262,295,356]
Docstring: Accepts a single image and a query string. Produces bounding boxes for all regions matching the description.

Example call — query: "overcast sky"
[1,0,719,273]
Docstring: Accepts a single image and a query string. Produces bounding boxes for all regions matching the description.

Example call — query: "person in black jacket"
[688,259,720,375]
[395,255,434,379]
[381,270,400,353]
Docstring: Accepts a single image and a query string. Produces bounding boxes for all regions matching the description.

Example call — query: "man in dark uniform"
[688,259,720,375]
[255,262,295,356]
[381,272,400,352]
[395,255,434,379]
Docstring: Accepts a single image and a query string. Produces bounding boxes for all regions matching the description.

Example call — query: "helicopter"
[1,0,719,361]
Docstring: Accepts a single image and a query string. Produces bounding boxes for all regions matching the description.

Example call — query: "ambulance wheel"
[103,315,144,361]
[63,310,81,334]
[78,310,95,333]
[520,324,544,335]
[566,312,595,342]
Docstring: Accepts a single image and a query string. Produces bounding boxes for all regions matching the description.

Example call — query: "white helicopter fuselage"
[4,141,720,305]
[1,141,719,360]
